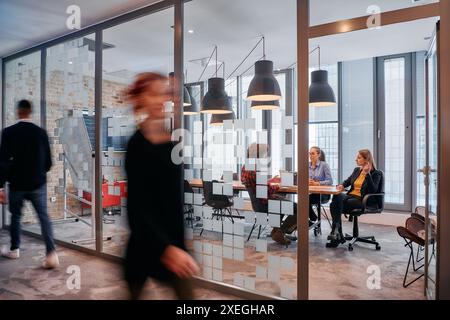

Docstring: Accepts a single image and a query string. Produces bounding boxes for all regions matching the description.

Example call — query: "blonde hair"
[358,149,377,170]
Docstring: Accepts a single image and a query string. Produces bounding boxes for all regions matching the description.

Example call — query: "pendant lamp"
[246,37,281,103]
[247,60,281,102]
[250,99,279,110]
[210,109,235,126]
[184,86,199,115]
[200,46,233,114]
[168,72,192,107]
[309,46,336,107]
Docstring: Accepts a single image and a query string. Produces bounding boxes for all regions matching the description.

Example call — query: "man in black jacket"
[0,100,59,268]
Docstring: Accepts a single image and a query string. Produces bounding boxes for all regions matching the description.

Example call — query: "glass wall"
[2,51,41,227]
[183,0,298,299]
[19,35,97,249]
[100,8,175,256]
[3,51,41,127]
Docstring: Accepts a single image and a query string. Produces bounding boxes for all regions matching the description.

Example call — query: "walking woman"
[326,149,382,248]
[125,72,199,299]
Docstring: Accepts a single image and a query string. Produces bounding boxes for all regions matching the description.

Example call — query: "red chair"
[82,181,126,215]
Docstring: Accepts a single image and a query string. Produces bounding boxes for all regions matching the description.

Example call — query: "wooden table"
[189,179,342,236]
[189,179,341,195]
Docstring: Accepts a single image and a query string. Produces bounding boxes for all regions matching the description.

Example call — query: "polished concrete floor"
[7,210,429,300]
[0,230,239,300]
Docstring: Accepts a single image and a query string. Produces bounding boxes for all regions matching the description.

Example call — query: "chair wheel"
[348,244,353,251]
[376,245,381,251]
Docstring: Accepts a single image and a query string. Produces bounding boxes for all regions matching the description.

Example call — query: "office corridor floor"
[0,230,239,300]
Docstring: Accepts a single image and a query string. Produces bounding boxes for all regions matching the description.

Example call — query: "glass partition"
[184,0,298,298]
[100,7,175,257]
[2,51,41,227]
[21,35,97,249]
[307,10,438,298]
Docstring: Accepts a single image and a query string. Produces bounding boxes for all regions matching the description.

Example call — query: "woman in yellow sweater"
[326,149,382,248]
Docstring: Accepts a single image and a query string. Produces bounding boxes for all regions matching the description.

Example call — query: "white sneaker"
[42,251,59,269]
[1,247,20,259]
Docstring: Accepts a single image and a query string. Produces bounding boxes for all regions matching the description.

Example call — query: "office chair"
[397,216,436,288]
[184,180,195,228]
[311,194,331,236]
[344,171,385,251]
[201,180,234,236]
[244,184,268,241]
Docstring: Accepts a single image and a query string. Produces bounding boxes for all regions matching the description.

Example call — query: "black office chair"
[184,180,195,228]
[311,194,331,236]
[202,180,234,235]
[344,171,385,251]
[244,184,268,241]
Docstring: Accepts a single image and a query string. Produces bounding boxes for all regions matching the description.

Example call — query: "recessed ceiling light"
[188,29,194,34]
[68,61,73,64]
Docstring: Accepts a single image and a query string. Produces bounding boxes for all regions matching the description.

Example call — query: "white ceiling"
[1,0,439,81]
[0,0,160,57]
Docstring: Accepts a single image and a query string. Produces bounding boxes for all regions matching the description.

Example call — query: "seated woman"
[240,143,296,246]
[326,149,382,248]
[308,146,333,225]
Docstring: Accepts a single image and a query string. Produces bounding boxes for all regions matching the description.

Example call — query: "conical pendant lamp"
[251,99,279,110]
[168,72,192,107]
[246,37,281,103]
[247,60,281,102]
[309,46,336,107]
[184,86,199,115]
[210,109,235,126]
[201,46,233,114]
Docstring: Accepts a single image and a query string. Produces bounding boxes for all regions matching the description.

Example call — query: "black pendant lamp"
[210,109,235,126]
[309,46,336,107]
[247,60,281,102]
[184,86,199,115]
[250,99,279,110]
[246,37,281,103]
[168,72,192,107]
[200,46,233,114]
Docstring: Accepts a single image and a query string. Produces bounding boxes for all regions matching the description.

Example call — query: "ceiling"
[0,0,160,57]
[1,0,440,82]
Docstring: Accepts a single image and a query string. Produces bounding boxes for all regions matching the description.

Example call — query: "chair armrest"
[361,193,384,213]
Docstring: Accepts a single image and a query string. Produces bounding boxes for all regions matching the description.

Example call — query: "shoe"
[271,228,291,246]
[42,251,59,269]
[285,234,297,242]
[1,247,19,259]
[327,230,343,241]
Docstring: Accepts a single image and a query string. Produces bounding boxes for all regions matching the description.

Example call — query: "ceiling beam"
[309,2,440,39]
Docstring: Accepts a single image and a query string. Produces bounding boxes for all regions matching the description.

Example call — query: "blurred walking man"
[0,100,59,269]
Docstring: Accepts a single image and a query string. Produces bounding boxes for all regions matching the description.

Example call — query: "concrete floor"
[7,211,429,300]
[0,230,239,300]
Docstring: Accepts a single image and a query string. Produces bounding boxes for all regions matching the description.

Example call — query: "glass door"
[423,25,438,300]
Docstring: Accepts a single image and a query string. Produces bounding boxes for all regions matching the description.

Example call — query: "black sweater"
[342,167,383,208]
[124,130,185,281]
[0,121,52,191]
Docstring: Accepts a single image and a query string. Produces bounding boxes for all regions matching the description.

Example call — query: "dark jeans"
[8,184,56,254]
[329,193,362,234]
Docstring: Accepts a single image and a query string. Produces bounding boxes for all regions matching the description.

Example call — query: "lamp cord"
[227,36,265,80]
[197,45,217,82]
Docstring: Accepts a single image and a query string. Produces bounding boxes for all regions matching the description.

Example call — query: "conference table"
[189,179,342,235]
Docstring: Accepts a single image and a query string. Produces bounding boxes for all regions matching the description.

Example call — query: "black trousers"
[309,194,331,221]
[329,193,362,233]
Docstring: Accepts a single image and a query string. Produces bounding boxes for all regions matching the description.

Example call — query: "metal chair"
[397,216,436,288]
